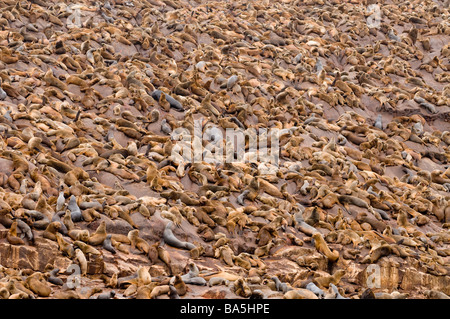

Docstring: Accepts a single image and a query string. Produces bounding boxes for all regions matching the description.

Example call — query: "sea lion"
[361,244,393,263]
[68,229,90,242]
[215,244,235,266]
[208,277,230,287]
[150,285,171,299]
[312,233,339,262]
[180,262,200,282]
[88,220,107,245]
[15,219,34,244]
[361,288,376,299]
[357,212,387,233]
[294,212,319,236]
[169,275,187,296]
[47,268,64,286]
[162,221,196,250]
[43,221,61,241]
[56,189,66,212]
[272,276,292,293]
[375,291,409,299]
[326,284,349,299]
[74,240,101,256]
[374,115,383,130]
[136,266,152,286]
[157,244,173,275]
[306,282,325,298]
[6,220,25,245]
[135,285,153,299]
[67,196,83,222]
[168,284,180,299]
[338,195,370,209]
[74,248,88,276]
[284,289,319,299]
[103,234,116,254]
[92,291,116,299]
[424,290,450,299]
[0,0,446,301]
[55,233,75,258]
[51,290,80,299]
[26,273,52,297]
[127,230,150,254]
[313,269,346,289]
[151,90,184,112]
[233,278,252,298]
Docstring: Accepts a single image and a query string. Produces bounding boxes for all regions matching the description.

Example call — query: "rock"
[116,260,139,277]
[265,259,304,275]
[273,246,329,271]
[53,256,73,273]
[357,259,400,292]
[201,288,228,299]
[400,268,450,295]
[87,254,104,275]
[0,158,13,175]
[0,229,7,239]
[273,246,315,259]
[0,239,59,272]
[104,219,134,235]
[165,250,190,276]
[103,262,119,277]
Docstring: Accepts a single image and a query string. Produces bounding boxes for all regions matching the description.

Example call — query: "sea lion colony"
[0,0,449,299]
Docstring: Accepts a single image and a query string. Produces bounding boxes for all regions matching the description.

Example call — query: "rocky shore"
[0,0,449,299]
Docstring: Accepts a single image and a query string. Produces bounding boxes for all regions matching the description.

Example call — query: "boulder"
[357,258,401,292]
[400,268,450,295]
[87,253,104,275]
[0,238,59,272]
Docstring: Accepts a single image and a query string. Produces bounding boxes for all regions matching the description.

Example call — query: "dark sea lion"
[151,90,184,112]
[163,221,196,250]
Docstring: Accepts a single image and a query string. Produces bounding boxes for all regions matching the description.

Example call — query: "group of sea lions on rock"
[0,0,449,299]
